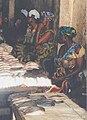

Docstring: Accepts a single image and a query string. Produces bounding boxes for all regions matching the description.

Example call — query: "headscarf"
[29,9,40,19]
[59,26,76,38]
[21,9,28,17]
[41,11,55,21]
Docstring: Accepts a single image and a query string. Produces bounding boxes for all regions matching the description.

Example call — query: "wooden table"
[11,93,86,120]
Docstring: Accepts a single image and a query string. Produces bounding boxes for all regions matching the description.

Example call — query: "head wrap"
[41,11,55,21]
[21,9,28,17]
[59,26,76,38]
[29,9,40,19]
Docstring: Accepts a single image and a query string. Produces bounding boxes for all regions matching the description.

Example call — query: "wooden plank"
[11,93,86,120]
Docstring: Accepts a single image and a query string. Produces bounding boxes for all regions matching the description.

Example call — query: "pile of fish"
[0,43,26,77]
[8,92,59,116]
[0,43,52,88]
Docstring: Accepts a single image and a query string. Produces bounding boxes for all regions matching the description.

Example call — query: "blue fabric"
[59,26,76,38]
[62,43,78,59]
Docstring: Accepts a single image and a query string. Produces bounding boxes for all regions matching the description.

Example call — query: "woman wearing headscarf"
[34,11,57,61]
[34,11,57,76]
[47,26,85,93]
[12,9,40,63]
[26,10,57,65]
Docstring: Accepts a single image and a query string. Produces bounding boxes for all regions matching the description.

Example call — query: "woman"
[47,26,85,93]
[27,10,57,58]
[26,10,57,65]
[35,11,57,76]
[12,9,40,63]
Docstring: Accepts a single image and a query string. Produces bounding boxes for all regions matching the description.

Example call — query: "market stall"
[9,92,86,120]
[0,43,52,90]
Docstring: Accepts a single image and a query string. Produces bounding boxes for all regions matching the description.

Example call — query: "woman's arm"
[53,56,84,81]
[64,57,83,77]
[36,31,53,45]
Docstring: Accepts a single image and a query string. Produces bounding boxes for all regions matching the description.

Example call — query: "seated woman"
[35,11,57,75]
[13,10,57,64]
[12,9,40,63]
[47,26,85,93]
[26,11,57,65]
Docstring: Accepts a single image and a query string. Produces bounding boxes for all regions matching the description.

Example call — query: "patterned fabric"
[69,46,85,58]
[54,43,78,66]
[59,26,76,38]
[53,43,85,91]
[54,43,79,78]
[41,11,55,21]
[12,43,37,63]
[37,41,56,62]
[36,27,57,62]
[62,43,79,59]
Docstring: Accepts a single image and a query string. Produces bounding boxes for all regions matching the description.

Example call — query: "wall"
[59,0,86,46]
[8,0,86,46]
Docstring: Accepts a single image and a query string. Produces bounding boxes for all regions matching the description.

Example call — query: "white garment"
[21,9,28,17]
[29,9,40,19]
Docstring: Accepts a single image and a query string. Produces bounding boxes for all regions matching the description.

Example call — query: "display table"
[10,93,86,120]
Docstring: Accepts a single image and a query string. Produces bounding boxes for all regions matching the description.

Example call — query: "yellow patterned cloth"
[69,46,85,58]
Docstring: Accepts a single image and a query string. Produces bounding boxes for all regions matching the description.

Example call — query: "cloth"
[53,43,85,91]
[41,11,55,21]
[21,9,28,17]
[59,26,76,38]
[29,9,40,19]
[36,28,57,62]
[69,46,85,58]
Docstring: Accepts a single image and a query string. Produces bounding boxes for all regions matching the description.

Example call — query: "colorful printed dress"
[53,43,85,91]
[36,27,57,62]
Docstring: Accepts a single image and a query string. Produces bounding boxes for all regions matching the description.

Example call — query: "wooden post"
[53,0,60,34]
[9,0,15,21]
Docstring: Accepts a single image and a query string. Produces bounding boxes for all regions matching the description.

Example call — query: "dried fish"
[8,92,28,100]
[28,95,46,100]
[20,106,45,115]
[17,100,36,108]
[0,43,13,53]
[35,99,55,106]
[13,98,30,105]
[24,62,39,70]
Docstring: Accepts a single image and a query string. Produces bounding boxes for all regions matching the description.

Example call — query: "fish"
[35,98,55,106]
[20,106,45,115]
[8,92,28,100]
[28,95,46,100]
[17,100,36,108]
[24,62,39,70]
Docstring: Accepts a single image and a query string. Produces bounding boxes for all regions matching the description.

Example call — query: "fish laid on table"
[0,71,12,76]
[3,55,18,62]
[0,43,13,53]
[24,62,40,70]
[12,97,31,105]
[28,95,47,100]
[17,100,37,108]
[35,98,55,107]
[11,69,26,76]
[0,52,9,57]
[8,92,28,100]
[20,106,45,115]
[9,62,24,69]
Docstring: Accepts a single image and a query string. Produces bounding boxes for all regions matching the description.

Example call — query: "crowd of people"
[3,9,86,94]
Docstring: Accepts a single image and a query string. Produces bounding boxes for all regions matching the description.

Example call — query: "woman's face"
[28,17,36,27]
[43,17,49,27]
[59,34,67,43]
